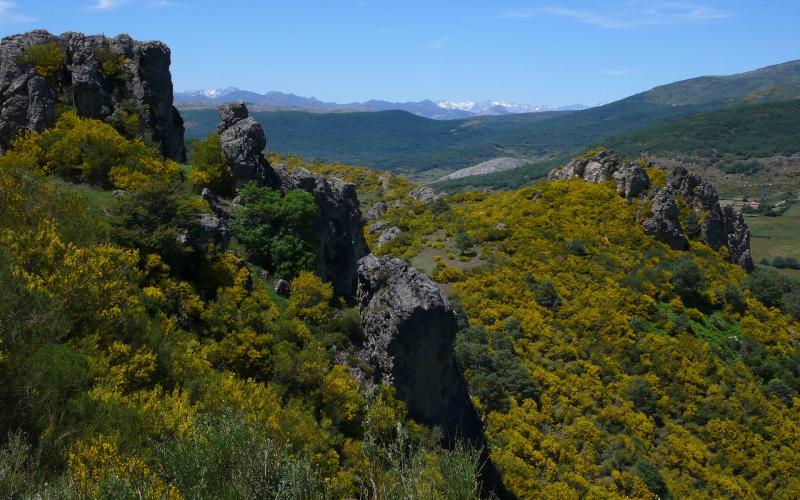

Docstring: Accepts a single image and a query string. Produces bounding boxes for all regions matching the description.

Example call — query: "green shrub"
[232,183,319,279]
[670,257,705,304]
[18,43,65,80]
[188,133,234,196]
[93,43,129,80]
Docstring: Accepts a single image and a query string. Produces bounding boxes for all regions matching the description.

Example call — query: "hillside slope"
[311,155,800,499]
[181,60,800,178]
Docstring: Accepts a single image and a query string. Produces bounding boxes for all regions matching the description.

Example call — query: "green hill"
[182,60,800,179]
[604,99,800,159]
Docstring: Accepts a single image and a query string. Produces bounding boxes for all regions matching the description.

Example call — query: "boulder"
[365,200,387,222]
[216,101,281,189]
[274,279,291,298]
[377,227,402,247]
[355,254,509,496]
[408,186,444,205]
[276,166,369,296]
[367,220,388,234]
[0,30,185,160]
[643,188,688,250]
[356,255,482,437]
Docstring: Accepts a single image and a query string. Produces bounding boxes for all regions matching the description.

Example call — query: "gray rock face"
[724,207,755,272]
[643,188,688,250]
[548,150,651,200]
[356,254,482,438]
[276,166,369,296]
[0,30,185,161]
[365,201,387,222]
[355,254,509,496]
[408,186,445,205]
[377,226,402,247]
[274,279,291,298]
[367,220,388,234]
[217,101,280,189]
[666,166,754,271]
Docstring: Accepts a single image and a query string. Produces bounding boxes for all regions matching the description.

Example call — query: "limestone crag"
[355,254,510,497]
[276,165,368,296]
[547,150,651,200]
[408,186,445,205]
[216,101,281,189]
[642,188,688,250]
[549,151,754,271]
[355,254,483,439]
[0,30,185,160]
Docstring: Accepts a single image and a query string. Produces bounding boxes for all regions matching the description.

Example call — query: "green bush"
[18,42,65,80]
[188,133,234,196]
[232,183,319,279]
[93,43,129,80]
[670,257,705,304]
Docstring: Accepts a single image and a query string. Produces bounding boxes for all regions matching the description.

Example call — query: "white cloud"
[499,2,731,29]
[0,1,35,22]
[91,0,129,11]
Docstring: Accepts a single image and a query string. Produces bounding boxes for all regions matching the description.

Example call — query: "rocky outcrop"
[549,152,754,271]
[548,150,651,200]
[356,254,480,435]
[376,227,402,247]
[355,254,508,496]
[216,101,281,189]
[664,167,754,272]
[0,30,185,161]
[408,186,445,205]
[365,200,387,222]
[276,166,369,296]
[724,206,754,272]
[274,279,291,298]
[643,188,688,250]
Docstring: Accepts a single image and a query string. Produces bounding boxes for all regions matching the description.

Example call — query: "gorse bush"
[188,132,233,195]
[18,42,65,80]
[9,110,179,190]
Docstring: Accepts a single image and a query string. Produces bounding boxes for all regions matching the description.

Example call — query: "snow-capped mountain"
[174,87,590,119]
[437,100,548,114]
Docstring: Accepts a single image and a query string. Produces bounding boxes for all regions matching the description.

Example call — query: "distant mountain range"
[180,59,800,185]
[174,87,589,120]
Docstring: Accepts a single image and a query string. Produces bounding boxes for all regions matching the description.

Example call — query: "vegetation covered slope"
[182,59,800,180]
[0,114,484,498]
[604,99,800,159]
[307,157,800,498]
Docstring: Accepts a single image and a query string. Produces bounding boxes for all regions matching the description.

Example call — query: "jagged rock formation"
[0,30,185,160]
[665,166,753,271]
[547,150,651,200]
[274,279,291,298]
[276,165,368,296]
[355,254,509,497]
[217,101,281,188]
[367,220,388,234]
[549,151,754,271]
[356,254,483,436]
[643,188,688,250]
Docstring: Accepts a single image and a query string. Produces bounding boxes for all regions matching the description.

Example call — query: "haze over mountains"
[174,87,589,120]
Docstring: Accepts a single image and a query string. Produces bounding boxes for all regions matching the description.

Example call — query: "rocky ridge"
[0,30,185,160]
[213,101,368,296]
[548,151,754,271]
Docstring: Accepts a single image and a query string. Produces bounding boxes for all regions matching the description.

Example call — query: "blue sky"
[2,1,799,106]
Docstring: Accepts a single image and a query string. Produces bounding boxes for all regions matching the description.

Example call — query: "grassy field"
[748,202,800,276]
